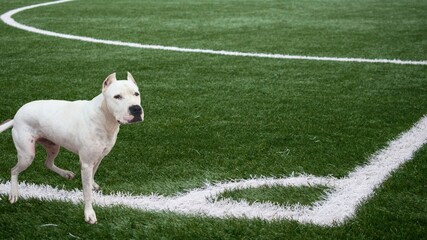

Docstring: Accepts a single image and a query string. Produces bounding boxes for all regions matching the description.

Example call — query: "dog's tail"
[0,119,13,133]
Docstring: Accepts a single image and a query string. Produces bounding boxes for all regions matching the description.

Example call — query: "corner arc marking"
[1,115,426,226]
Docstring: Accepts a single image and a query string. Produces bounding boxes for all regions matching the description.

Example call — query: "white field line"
[1,0,427,65]
[1,115,427,226]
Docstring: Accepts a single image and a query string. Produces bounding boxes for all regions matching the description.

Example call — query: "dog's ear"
[127,72,136,85]
[103,73,117,92]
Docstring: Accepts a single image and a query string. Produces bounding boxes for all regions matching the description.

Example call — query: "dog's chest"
[95,128,119,157]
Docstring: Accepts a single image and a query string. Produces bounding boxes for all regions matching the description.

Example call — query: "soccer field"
[0,0,426,239]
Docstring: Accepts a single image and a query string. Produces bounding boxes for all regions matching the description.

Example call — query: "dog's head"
[102,72,144,124]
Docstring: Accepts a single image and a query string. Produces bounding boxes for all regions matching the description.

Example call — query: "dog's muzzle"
[128,105,144,123]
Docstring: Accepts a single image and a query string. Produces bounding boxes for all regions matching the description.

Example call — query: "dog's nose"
[129,105,143,115]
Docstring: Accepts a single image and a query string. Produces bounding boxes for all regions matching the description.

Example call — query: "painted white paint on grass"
[1,0,427,65]
[1,115,427,226]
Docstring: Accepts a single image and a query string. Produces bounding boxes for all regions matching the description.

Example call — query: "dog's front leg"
[80,152,99,224]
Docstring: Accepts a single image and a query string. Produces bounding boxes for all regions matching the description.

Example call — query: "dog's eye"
[134,92,140,97]
[114,94,123,100]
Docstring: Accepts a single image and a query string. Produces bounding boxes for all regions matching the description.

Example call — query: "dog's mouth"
[130,115,143,123]
[117,119,141,124]
[118,114,144,125]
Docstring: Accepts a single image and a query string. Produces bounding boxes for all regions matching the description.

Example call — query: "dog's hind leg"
[10,131,36,203]
[39,139,75,180]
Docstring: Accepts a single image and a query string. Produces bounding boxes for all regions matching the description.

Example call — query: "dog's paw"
[92,182,100,191]
[62,170,76,180]
[9,191,19,204]
[84,208,97,224]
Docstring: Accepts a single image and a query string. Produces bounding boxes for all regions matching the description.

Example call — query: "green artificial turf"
[216,185,330,206]
[0,0,426,239]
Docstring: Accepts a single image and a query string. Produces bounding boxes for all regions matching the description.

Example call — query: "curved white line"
[1,0,427,65]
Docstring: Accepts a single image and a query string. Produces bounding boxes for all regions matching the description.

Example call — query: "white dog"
[0,72,144,224]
